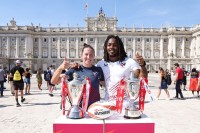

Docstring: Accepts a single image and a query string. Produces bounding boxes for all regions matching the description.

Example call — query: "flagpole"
[114,0,116,17]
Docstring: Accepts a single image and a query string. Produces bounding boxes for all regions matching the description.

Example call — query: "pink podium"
[104,114,154,133]
[53,115,104,133]
[53,114,154,133]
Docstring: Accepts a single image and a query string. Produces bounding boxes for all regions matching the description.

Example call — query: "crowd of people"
[0,35,200,109]
[156,63,200,100]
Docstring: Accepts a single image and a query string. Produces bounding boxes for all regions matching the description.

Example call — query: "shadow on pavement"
[0,104,13,108]
[23,102,60,106]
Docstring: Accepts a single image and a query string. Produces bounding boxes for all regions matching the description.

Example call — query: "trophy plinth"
[124,69,141,119]
[67,105,84,119]
[66,73,86,119]
[124,103,141,119]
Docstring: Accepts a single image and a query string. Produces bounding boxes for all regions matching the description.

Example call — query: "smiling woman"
[51,43,105,109]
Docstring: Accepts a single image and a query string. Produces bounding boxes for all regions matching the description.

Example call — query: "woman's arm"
[51,58,70,85]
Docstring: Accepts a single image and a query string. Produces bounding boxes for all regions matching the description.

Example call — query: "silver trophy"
[124,68,141,119]
[66,73,86,119]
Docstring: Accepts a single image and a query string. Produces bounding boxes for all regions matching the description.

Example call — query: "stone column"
[24,36,28,58]
[132,38,136,58]
[85,36,88,44]
[142,38,145,57]
[168,35,173,55]
[160,37,164,58]
[57,37,61,59]
[172,36,176,57]
[75,37,79,58]
[151,38,154,58]
[95,37,98,56]
[38,37,42,58]
[66,37,69,58]
[196,35,200,57]
[191,37,196,57]
[181,37,185,58]
[16,37,19,58]
[6,37,10,57]
[123,37,127,51]
[48,37,51,58]
[0,37,1,57]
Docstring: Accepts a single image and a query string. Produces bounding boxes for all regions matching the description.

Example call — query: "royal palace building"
[0,8,200,73]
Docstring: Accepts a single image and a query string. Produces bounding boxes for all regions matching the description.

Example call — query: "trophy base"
[124,108,141,119]
[67,105,84,119]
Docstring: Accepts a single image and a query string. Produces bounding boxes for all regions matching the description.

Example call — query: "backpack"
[13,70,22,81]
[45,71,51,81]
[166,75,172,85]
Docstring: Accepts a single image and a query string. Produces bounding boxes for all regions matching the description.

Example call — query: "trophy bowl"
[66,73,86,119]
[124,68,141,119]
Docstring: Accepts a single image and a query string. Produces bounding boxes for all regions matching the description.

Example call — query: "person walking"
[173,63,184,100]
[48,65,55,96]
[182,68,189,91]
[8,74,15,95]
[0,65,6,96]
[44,67,50,89]
[156,67,170,100]
[36,68,43,90]
[24,68,32,95]
[10,60,26,107]
[189,68,199,97]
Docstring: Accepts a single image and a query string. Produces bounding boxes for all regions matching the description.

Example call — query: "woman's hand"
[58,57,70,71]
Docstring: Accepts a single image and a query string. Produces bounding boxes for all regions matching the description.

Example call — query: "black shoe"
[180,97,185,100]
[16,103,21,107]
[1,95,4,97]
[173,96,179,99]
[21,98,26,103]
[49,93,54,97]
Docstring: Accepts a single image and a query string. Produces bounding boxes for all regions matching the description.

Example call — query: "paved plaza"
[0,73,200,133]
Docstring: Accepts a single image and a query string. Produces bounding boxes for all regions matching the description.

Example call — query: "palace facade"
[0,8,200,73]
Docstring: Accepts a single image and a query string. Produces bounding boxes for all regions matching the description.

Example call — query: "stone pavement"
[0,73,200,133]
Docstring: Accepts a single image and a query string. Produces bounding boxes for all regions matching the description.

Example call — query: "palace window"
[53,38,56,42]
[154,38,158,43]
[61,38,66,42]
[70,37,75,42]
[35,38,38,42]
[42,49,48,57]
[61,50,66,58]
[127,38,132,42]
[177,38,181,42]
[137,38,141,42]
[89,38,94,42]
[52,49,57,58]
[69,49,75,58]
[146,38,150,43]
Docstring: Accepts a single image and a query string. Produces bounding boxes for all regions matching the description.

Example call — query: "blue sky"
[0,0,200,28]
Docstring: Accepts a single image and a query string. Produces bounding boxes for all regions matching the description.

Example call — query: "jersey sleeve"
[97,67,104,81]
[65,68,75,81]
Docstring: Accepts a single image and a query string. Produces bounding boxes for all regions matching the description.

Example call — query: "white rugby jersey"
[97,57,141,100]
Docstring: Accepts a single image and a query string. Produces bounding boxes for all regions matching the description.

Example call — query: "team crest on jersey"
[93,71,98,77]
[119,62,126,67]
